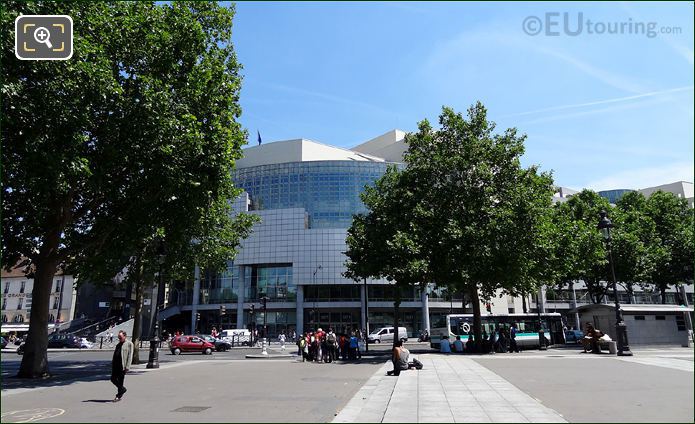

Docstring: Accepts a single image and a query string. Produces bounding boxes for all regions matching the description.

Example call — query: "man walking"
[111,330,133,402]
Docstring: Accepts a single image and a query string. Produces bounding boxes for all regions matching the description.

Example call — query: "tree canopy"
[2,1,255,377]
[345,103,556,346]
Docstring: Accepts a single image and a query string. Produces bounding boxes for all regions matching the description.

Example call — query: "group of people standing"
[440,324,521,354]
[297,328,362,363]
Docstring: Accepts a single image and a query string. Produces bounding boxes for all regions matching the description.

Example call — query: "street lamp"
[363,278,369,352]
[597,210,633,356]
[147,240,166,369]
[313,265,322,328]
[258,290,269,355]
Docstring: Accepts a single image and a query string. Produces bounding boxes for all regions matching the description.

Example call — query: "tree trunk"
[131,262,145,365]
[17,257,58,378]
[470,286,482,353]
[392,286,402,348]
[522,293,527,313]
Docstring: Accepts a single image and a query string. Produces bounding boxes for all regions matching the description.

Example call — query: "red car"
[169,335,215,355]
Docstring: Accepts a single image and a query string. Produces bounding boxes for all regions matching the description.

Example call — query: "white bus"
[430,313,565,350]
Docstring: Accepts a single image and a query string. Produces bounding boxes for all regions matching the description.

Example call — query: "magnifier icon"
[33,26,53,49]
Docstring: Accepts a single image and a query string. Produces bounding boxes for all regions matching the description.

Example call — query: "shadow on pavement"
[1,355,149,392]
[82,399,114,403]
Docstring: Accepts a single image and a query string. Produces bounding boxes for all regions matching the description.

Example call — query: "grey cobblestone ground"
[333,354,567,423]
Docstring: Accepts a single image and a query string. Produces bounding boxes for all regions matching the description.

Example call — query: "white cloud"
[505,85,694,118]
[582,162,694,191]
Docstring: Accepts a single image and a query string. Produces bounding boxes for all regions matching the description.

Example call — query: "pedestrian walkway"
[617,356,694,372]
[333,354,567,423]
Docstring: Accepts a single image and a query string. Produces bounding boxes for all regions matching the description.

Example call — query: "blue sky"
[230,1,693,191]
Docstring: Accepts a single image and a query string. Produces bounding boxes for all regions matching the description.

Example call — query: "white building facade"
[1,266,77,335]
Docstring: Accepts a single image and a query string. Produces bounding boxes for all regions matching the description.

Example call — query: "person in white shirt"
[440,335,452,353]
[279,332,286,350]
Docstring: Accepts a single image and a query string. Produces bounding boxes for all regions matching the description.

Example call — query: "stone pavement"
[333,354,566,423]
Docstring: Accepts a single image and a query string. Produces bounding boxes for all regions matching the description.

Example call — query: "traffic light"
[196,313,201,321]
[486,302,492,313]
[261,297,267,310]
[220,305,226,315]
[250,304,255,315]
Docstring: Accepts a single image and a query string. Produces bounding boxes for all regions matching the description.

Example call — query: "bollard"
[261,337,268,355]
[100,336,103,349]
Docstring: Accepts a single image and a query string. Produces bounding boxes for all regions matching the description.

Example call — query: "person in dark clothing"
[111,330,134,402]
[509,323,520,353]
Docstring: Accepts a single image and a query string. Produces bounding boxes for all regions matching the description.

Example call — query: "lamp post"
[313,265,322,329]
[597,210,633,356]
[147,240,166,369]
[259,290,268,355]
[363,278,369,352]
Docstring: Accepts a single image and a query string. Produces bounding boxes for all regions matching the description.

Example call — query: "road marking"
[1,408,65,423]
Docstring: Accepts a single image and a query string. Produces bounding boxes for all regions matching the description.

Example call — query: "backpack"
[327,333,336,345]
[299,338,306,348]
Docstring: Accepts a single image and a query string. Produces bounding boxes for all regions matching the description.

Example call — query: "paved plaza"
[1,346,693,423]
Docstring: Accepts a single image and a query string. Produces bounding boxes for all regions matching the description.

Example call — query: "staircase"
[94,318,134,340]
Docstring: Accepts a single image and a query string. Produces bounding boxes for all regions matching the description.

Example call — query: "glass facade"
[245,264,295,302]
[200,265,241,304]
[234,161,395,229]
[598,189,634,204]
[304,285,361,302]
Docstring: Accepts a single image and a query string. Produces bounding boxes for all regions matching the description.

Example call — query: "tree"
[612,192,661,302]
[344,166,430,347]
[644,191,694,303]
[346,103,556,348]
[551,190,612,304]
[403,105,556,347]
[2,1,255,377]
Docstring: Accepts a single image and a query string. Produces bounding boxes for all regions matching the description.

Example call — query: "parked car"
[201,335,232,352]
[367,327,408,344]
[79,337,94,349]
[169,335,214,355]
[564,329,584,344]
[47,334,81,348]
[0,336,7,349]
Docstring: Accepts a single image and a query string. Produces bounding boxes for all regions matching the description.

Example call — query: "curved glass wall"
[234,161,398,229]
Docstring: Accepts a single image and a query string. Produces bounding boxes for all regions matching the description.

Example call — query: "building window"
[655,315,666,320]
[20,281,25,294]
[3,282,8,294]
[53,296,59,310]
[17,298,23,310]
[48,314,55,323]
[634,315,645,320]
[14,314,24,323]
[55,280,61,292]
[1,314,7,323]
[1,298,6,310]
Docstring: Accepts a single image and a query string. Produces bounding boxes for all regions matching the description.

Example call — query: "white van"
[367,327,408,344]
[220,329,251,345]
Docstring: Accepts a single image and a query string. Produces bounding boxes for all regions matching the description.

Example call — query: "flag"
[257,130,262,145]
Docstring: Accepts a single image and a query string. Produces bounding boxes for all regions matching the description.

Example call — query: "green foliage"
[345,103,556,344]
[643,191,694,300]
[1,1,255,377]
